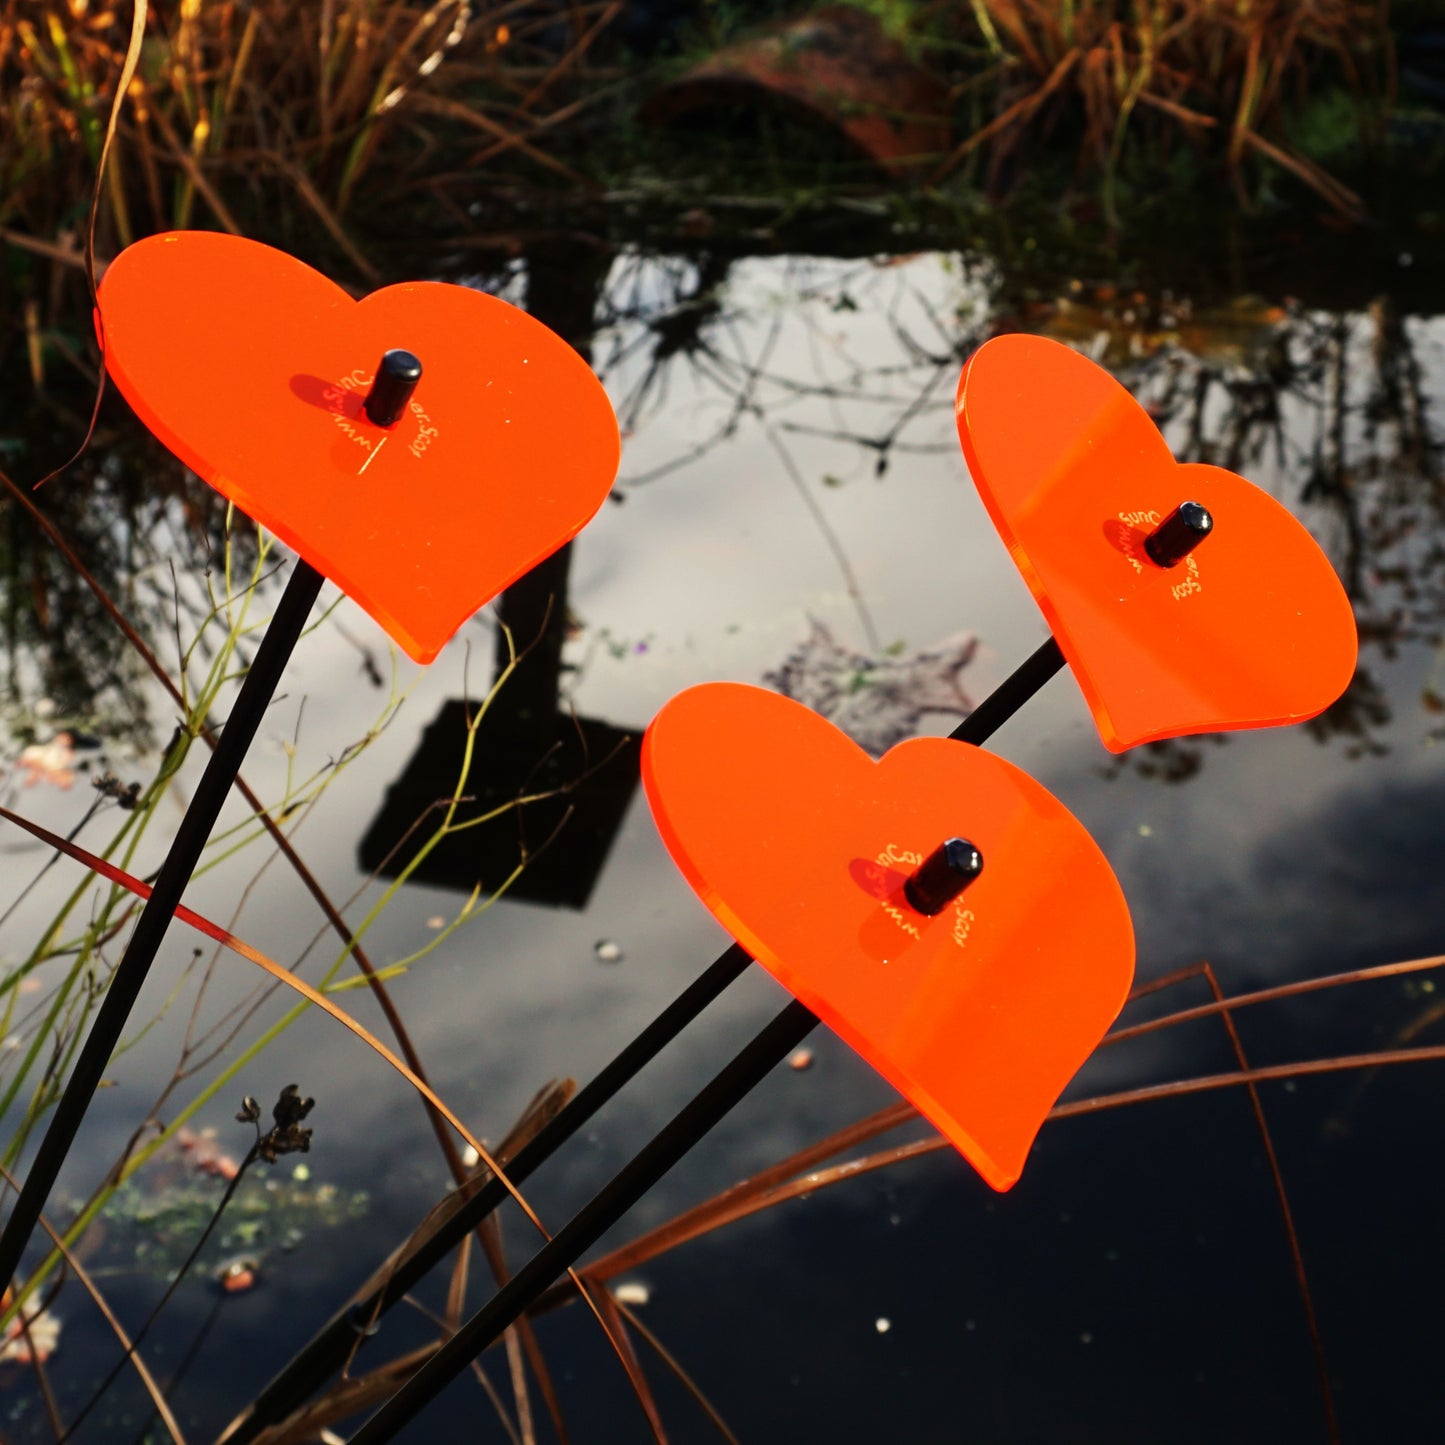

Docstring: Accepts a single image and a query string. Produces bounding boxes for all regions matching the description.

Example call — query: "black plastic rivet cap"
[362,349,423,428]
[902,838,984,917]
[1144,500,1213,568]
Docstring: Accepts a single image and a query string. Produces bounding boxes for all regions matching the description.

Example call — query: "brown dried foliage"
[942,0,1394,220]
[0,0,610,288]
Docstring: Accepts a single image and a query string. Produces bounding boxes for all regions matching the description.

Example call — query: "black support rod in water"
[350,1000,822,1444]
[221,633,1069,1445]
[343,640,1059,1444]
[949,635,1065,745]
[0,558,325,1295]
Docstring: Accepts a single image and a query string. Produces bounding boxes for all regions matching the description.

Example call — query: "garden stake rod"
[349,852,993,1440]
[332,641,1080,1443]
[0,355,423,1296]
[222,634,1067,1445]
[349,998,825,1443]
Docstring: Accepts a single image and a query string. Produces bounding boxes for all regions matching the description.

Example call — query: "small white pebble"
[595,940,623,963]
[613,1280,650,1307]
[875,1317,891,1334]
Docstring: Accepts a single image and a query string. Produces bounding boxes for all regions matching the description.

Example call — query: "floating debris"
[176,1126,241,1182]
[80,1117,366,1285]
[788,1048,815,1072]
[613,1280,651,1307]
[216,1257,259,1294]
[13,732,77,789]
[875,1317,891,1334]
[1024,285,1290,370]
[764,622,977,756]
[0,1306,61,1365]
[595,939,623,964]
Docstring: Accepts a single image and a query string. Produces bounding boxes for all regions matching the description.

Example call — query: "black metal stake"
[220,633,1066,1443]
[218,633,1068,1444]
[349,999,822,1444]
[949,635,1065,744]
[351,819,989,1441]
[0,558,325,1294]
[335,652,1042,1442]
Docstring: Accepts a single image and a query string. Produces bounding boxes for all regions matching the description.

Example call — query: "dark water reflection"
[2,244,1444,1442]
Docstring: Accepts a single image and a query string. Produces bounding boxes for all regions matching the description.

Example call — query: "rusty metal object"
[640,7,949,176]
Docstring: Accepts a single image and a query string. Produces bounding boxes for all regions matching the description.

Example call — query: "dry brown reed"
[1,0,613,311]
[942,0,1394,221]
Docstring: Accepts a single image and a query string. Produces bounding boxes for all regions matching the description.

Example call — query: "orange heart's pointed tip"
[973,1155,1021,1193]
[958,334,1359,749]
[98,231,620,665]
[644,683,1135,1191]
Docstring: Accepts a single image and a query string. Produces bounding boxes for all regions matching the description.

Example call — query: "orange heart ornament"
[97,231,620,664]
[955,334,1357,752]
[642,682,1135,1191]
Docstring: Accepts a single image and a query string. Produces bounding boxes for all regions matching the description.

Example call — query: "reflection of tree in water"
[595,253,1445,776]
[1122,298,1445,770]
[596,250,994,489]
[0,402,244,747]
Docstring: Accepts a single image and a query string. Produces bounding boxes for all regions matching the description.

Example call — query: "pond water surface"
[2,242,1444,1443]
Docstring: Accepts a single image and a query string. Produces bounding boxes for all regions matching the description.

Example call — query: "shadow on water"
[359,244,643,909]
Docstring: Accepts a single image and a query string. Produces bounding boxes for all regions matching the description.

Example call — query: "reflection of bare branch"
[765,431,880,651]
[1119,303,1445,765]
[601,254,997,491]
